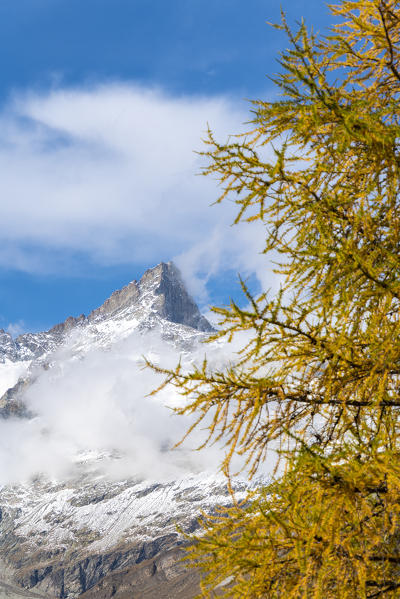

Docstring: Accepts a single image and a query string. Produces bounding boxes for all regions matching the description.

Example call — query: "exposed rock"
[0,396,30,419]
[88,281,140,322]
[0,331,17,362]
[86,262,213,333]
[0,262,213,367]
[48,316,86,336]
[14,332,61,362]
[80,547,200,599]
[0,377,35,418]
[20,536,181,598]
[137,263,213,332]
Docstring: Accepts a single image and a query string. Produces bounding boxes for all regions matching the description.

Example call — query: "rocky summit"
[0,261,213,367]
[0,262,214,413]
[0,263,244,599]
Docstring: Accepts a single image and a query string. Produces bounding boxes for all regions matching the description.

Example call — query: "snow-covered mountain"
[0,262,213,413]
[0,261,211,373]
[0,262,246,599]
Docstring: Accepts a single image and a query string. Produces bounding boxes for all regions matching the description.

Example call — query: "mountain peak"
[0,262,213,365]
[88,261,214,332]
[140,261,213,332]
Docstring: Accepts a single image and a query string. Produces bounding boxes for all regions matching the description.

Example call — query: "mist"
[0,328,261,485]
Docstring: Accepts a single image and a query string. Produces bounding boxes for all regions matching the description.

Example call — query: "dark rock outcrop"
[15,536,185,598]
[80,547,200,599]
[144,263,213,332]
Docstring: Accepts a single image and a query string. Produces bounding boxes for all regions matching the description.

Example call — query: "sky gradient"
[0,1,333,333]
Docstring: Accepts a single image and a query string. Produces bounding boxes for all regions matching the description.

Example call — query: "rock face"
[87,280,140,322]
[85,261,213,333]
[136,262,212,332]
[0,261,213,367]
[0,331,17,362]
[79,547,200,599]
[0,262,233,599]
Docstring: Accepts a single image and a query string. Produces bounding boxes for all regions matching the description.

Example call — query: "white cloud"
[0,329,275,485]
[0,83,274,298]
[6,320,25,337]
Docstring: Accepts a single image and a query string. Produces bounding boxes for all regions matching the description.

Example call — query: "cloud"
[0,83,274,298]
[0,84,280,485]
[6,320,25,337]
[0,328,273,485]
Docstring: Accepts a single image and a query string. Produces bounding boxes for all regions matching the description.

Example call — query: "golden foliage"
[188,450,400,598]
[151,1,400,596]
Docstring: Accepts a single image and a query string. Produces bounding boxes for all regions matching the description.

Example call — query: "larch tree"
[152,1,400,597]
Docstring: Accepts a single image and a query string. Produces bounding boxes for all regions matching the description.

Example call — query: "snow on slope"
[0,262,253,598]
[2,471,248,555]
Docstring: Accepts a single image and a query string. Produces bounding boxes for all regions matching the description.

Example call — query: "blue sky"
[0,0,333,334]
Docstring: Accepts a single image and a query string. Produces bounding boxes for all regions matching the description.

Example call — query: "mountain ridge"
[0,261,213,367]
